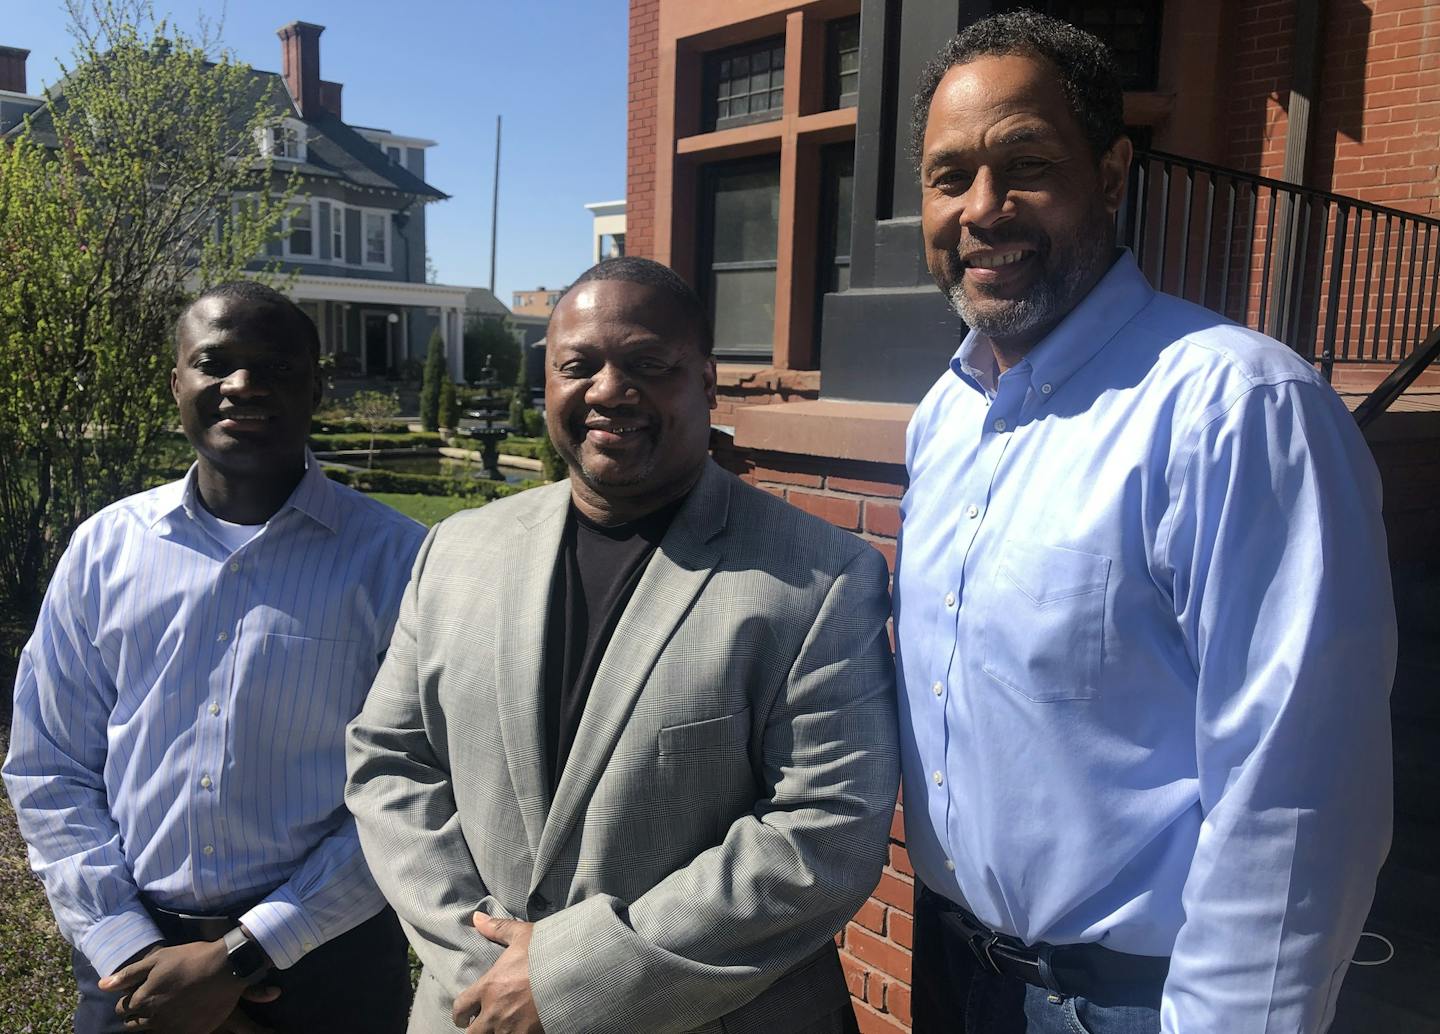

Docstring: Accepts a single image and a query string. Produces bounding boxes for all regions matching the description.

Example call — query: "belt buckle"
[970,932,1005,976]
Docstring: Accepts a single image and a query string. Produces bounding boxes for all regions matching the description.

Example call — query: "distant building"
[511,287,566,318]
[585,200,627,264]
[2,22,482,383]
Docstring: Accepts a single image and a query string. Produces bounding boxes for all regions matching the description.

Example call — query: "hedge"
[310,418,408,435]
[323,465,524,500]
[309,432,443,452]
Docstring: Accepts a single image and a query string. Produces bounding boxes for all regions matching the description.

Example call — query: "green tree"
[437,378,459,433]
[508,348,530,431]
[419,330,446,432]
[0,0,292,608]
[464,315,521,387]
[347,390,400,468]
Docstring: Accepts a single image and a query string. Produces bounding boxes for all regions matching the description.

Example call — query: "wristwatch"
[223,926,270,986]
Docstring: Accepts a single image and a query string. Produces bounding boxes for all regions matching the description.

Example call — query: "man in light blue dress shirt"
[895,13,1394,1034]
[4,282,424,1034]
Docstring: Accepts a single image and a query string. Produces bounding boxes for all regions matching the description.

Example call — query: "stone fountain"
[464,354,510,480]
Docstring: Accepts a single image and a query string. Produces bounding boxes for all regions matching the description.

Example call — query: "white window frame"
[329,201,345,262]
[283,197,316,259]
[363,210,390,269]
[258,118,307,163]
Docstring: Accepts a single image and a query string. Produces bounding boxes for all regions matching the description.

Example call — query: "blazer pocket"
[981,540,1110,703]
[658,707,752,762]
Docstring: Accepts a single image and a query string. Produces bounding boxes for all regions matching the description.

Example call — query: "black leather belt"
[925,887,1170,1009]
[141,894,259,943]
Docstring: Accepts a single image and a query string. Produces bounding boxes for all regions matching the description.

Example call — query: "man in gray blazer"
[346,257,899,1034]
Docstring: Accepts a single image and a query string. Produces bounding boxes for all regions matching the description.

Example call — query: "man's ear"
[704,357,717,410]
[1100,135,1134,214]
[170,366,180,404]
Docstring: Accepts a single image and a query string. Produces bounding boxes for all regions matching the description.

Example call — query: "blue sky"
[6,0,628,306]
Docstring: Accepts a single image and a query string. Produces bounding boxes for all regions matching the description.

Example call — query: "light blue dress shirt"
[895,251,1395,1033]
[4,457,424,978]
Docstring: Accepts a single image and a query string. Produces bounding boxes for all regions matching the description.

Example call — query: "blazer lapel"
[491,482,570,862]
[531,463,733,886]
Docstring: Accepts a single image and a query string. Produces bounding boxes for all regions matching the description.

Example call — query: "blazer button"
[527,892,549,915]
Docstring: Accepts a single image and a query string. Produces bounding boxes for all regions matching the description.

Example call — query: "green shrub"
[419,332,446,431]
[537,434,566,482]
[308,432,442,452]
[522,408,547,438]
[438,380,459,431]
[323,465,521,500]
[310,417,407,435]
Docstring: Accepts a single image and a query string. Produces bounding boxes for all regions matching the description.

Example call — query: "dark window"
[704,37,785,132]
[1038,1,1163,91]
[815,144,855,346]
[700,157,781,359]
[826,17,861,110]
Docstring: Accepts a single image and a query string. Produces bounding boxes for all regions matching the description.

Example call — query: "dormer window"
[260,119,307,162]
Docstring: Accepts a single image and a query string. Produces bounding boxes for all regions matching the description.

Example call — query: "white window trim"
[362,210,390,269]
[328,201,345,262]
[258,118,307,163]
[282,197,317,260]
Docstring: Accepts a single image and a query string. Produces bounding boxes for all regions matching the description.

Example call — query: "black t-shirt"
[542,497,684,795]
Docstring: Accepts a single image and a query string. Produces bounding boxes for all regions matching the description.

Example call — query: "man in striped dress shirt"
[4,282,425,1034]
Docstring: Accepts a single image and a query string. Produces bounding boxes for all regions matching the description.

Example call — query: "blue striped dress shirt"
[895,251,1395,1032]
[3,457,424,978]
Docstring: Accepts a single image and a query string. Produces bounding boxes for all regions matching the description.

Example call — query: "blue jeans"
[1022,987,1160,1034]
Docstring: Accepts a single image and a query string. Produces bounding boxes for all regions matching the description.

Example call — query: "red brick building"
[628,2,1440,1030]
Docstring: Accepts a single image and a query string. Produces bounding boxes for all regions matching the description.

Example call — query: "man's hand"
[452,914,544,1034]
[99,939,279,1033]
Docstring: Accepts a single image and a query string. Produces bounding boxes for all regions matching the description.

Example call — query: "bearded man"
[894,12,1394,1034]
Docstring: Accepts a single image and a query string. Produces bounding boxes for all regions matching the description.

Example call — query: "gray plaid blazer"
[346,461,899,1033]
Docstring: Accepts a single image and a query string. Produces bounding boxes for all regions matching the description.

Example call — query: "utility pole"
[489,114,501,295]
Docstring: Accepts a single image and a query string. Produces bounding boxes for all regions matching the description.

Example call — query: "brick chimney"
[0,46,29,94]
[276,21,323,117]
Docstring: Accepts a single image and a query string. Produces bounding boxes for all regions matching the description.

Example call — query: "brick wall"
[713,436,913,1031]
[627,0,661,259]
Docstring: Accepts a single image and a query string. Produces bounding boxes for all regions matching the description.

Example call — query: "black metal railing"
[1119,149,1440,382]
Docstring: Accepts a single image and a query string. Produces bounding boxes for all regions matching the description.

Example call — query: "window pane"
[753,49,770,72]
[712,268,776,352]
[711,165,780,264]
[769,89,784,110]
[365,213,386,264]
[733,54,749,77]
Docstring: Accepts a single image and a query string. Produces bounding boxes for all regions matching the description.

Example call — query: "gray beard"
[945,226,1112,343]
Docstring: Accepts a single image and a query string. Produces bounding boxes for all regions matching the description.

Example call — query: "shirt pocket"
[254,633,367,749]
[981,540,1110,703]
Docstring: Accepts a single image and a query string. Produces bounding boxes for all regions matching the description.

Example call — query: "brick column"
[627,0,661,259]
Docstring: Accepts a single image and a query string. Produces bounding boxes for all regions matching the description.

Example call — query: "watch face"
[228,938,267,980]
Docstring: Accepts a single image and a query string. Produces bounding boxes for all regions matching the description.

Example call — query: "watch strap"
[223,926,270,985]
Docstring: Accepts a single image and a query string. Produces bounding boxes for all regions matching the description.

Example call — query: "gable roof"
[4,62,447,203]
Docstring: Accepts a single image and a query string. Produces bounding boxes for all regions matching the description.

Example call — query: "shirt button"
[229,562,240,572]
[302,941,315,952]
[965,504,979,519]
[209,703,220,716]
[1041,383,1054,395]
[945,858,956,872]
[203,844,215,856]
[216,631,228,642]
[932,681,943,697]
[932,770,944,786]
[993,418,1007,432]
[944,592,956,608]
[200,775,213,790]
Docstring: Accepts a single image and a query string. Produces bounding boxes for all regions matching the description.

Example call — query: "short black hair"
[554,257,714,356]
[178,280,321,360]
[910,10,1125,168]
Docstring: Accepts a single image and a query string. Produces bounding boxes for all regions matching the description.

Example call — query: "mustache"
[951,228,1047,263]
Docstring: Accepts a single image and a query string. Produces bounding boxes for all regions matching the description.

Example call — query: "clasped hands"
[452,913,544,1034]
[98,938,279,1033]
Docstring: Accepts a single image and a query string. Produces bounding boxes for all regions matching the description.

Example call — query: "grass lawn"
[366,492,479,526]
[0,728,75,1033]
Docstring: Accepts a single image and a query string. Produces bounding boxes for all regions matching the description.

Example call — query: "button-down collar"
[152,450,341,535]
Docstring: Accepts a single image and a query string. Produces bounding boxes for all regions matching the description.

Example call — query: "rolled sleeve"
[79,907,166,978]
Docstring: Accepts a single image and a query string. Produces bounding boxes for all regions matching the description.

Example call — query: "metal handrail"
[1121,149,1440,379]
[1353,324,1440,429]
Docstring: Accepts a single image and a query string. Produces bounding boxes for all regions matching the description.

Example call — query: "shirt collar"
[153,449,340,533]
[949,249,1154,400]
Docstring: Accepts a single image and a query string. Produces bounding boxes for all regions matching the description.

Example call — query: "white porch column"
[446,307,465,383]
